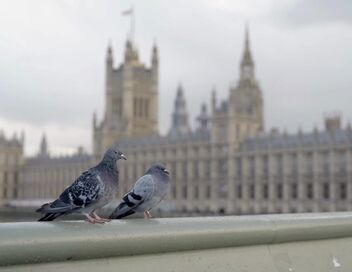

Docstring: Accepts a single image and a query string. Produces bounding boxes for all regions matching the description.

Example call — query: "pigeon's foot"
[92,212,111,222]
[85,213,105,224]
[144,211,153,219]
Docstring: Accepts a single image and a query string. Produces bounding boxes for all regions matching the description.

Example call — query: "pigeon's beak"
[163,169,170,175]
[120,154,127,160]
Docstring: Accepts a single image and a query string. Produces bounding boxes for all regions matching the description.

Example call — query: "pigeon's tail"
[36,199,74,221]
[109,202,136,219]
[38,212,65,221]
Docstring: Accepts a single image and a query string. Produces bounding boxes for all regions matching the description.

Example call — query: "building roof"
[25,153,92,166]
[117,130,210,149]
[239,129,352,153]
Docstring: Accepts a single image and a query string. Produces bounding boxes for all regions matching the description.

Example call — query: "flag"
[122,8,133,16]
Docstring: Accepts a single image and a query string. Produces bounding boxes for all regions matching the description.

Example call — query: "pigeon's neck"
[153,171,170,182]
[99,159,118,173]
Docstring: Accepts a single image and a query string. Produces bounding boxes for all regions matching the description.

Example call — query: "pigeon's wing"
[109,174,155,219]
[37,170,102,216]
[63,170,102,208]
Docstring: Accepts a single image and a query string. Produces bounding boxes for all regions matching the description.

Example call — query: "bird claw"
[144,211,153,219]
[89,212,111,223]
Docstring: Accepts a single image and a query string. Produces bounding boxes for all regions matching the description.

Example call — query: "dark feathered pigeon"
[109,163,170,219]
[36,148,127,223]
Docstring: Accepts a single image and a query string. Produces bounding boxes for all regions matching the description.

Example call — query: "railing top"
[1,212,352,267]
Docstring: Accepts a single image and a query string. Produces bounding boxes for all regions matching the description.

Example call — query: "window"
[205,160,211,177]
[339,151,347,177]
[276,184,283,199]
[237,184,242,199]
[306,183,313,199]
[194,185,199,199]
[144,99,149,117]
[262,155,269,177]
[218,159,227,177]
[249,156,255,178]
[3,172,8,198]
[291,153,298,177]
[182,185,187,198]
[276,155,283,176]
[340,182,347,199]
[305,152,313,176]
[193,161,199,178]
[323,152,330,177]
[262,184,268,199]
[323,183,330,199]
[291,183,298,199]
[236,158,242,179]
[206,185,211,198]
[249,184,255,199]
[13,172,19,198]
[182,161,188,179]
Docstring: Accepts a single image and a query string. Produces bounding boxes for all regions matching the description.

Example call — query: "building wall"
[18,152,92,200]
[117,135,229,214]
[0,133,23,205]
[231,126,352,214]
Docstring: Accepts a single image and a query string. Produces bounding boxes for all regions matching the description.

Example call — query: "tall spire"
[39,133,49,157]
[240,23,255,81]
[245,23,250,53]
[169,84,191,137]
[197,103,209,132]
[151,39,158,66]
[106,40,113,66]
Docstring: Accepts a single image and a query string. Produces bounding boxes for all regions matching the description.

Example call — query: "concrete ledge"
[1,212,352,267]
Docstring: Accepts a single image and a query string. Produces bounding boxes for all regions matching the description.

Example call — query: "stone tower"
[169,84,191,137]
[196,103,210,132]
[228,25,264,142]
[39,133,49,157]
[212,25,264,146]
[93,39,159,158]
[324,113,341,131]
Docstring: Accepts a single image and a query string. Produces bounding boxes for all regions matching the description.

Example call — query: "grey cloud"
[272,0,352,26]
[0,0,352,154]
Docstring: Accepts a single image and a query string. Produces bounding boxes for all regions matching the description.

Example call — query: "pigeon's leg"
[144,211,153,219]
[91,211,111,222]
[85,214,99,224]
[85,213,105,224]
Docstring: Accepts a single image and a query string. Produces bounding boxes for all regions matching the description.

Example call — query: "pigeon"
[36,148,127,223]
[109,163,170,219]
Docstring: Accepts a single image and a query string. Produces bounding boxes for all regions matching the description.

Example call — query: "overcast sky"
[0,0,351,156]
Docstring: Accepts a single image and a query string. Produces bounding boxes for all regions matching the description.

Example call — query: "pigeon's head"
[146,163,170,176]
[103,148,127,162]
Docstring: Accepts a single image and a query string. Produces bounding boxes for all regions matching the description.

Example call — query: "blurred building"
[233,114,352,214]
[93,40,159,159]
[0,131,24,206]
[2,26,352,215]
[18,134,91,201]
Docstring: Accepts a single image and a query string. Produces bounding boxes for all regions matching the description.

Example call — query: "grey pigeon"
[36,148,127,223]
[109,163,170,219]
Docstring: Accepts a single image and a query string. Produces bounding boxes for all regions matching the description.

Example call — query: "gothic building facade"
[2,26,352,215]
[93,40,159,160]
[0,131,23,206]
